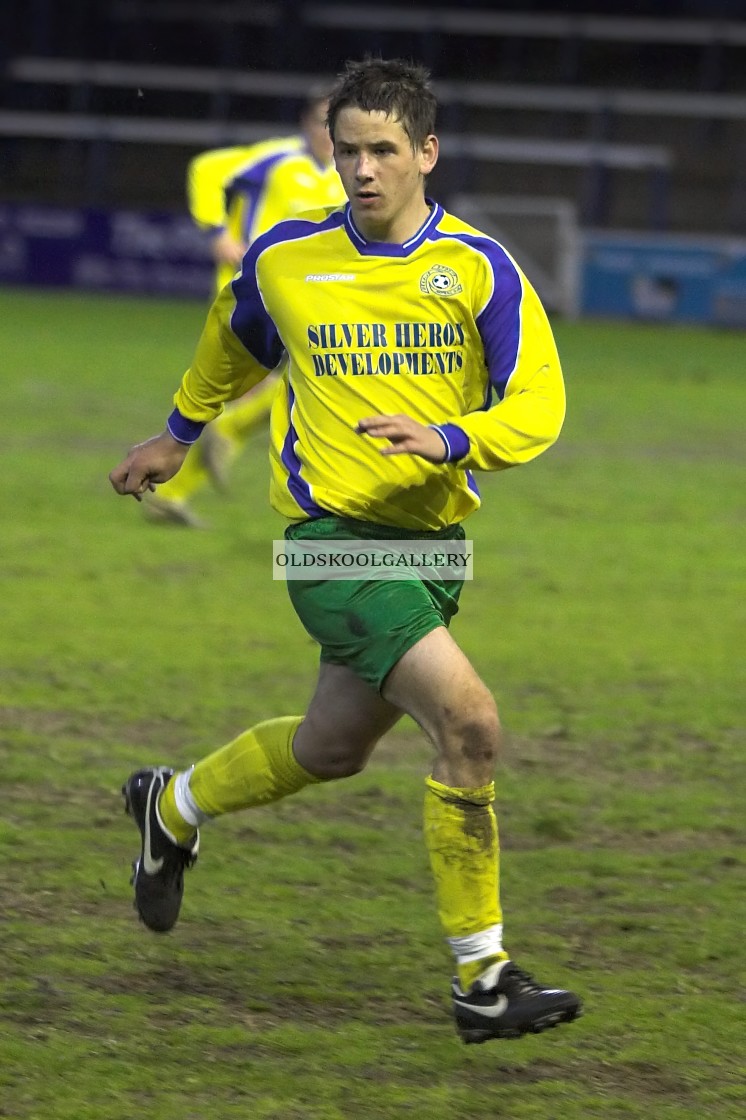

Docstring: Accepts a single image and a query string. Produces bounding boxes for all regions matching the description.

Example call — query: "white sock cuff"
[173,766,211,828]
[447,923,504,963]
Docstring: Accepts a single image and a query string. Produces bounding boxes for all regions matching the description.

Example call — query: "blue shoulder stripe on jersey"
[280,382,326,518]
[227,145,299,240]
[345,201,444,258]
[229,209,346,368]
[240,187,261,243]
[431,228,522,400]
[231,143,299,190]
[229,269,284,370]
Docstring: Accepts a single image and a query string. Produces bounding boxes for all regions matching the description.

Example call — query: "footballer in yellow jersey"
[147,93,346,525]
[112,57,581,1045]
[173,198,564,530]
[188,132,346,294]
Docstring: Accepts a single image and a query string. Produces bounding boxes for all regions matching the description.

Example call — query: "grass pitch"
[0,288,744,1119]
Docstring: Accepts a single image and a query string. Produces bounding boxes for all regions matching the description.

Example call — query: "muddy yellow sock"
[159,716,323,842]
[424,776,509,992]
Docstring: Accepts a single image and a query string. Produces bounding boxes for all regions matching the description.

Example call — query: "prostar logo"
[305,273,356,282]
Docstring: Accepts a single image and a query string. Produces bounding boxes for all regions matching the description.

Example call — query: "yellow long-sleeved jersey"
[170,201,566,531]
[187,137,346,291]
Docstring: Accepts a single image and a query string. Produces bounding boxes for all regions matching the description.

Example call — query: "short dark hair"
[327,57,437,151]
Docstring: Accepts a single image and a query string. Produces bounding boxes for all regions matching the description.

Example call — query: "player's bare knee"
[294,719,375,779]
[438,695,501,769]
[306,747,369,780]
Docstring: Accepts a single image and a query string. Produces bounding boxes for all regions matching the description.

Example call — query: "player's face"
[333,107,438,243]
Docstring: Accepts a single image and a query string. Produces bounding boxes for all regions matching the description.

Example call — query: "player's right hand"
[211,230,247,267]
[109,431,190,500]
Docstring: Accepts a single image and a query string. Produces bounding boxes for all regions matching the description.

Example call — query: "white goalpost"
[448,194,582,319]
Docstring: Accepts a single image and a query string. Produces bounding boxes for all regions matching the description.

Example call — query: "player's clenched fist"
[109,431,190,500]
[356,414,448,463]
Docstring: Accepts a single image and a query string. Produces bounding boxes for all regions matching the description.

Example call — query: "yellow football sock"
[154,442,210,504]
[159,716,322,841]
[424,776,508,992]
[215,377,278,442]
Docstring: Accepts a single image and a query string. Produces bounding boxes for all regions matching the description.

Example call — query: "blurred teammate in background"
[146,90,346,526]
[110,57,582,1045]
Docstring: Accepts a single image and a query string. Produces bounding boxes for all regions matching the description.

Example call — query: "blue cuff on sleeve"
[166,408,206,445]
[429,423,470,463]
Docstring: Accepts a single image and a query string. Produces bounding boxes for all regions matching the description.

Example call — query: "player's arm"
[174,281,273,424]
[357,264,563,469]
[355,415,447,462]
[210,229,246,268]
[187,147,249,264]
[110,264,282,499]
[109,430,190,500]
[434,267,565,472]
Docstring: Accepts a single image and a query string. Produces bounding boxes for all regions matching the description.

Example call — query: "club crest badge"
[420,265,463,297]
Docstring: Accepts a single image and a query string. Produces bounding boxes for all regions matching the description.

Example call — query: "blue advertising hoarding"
[0,202,214,298]
[581,231,746,327]
[3,203,746,329]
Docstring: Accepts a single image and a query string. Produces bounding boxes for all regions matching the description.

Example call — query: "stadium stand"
[0,2,744,235]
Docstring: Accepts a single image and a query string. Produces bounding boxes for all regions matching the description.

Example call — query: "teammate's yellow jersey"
[187,137,346,291]
[170,201,566,531]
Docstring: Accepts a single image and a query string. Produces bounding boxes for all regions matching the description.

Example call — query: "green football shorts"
[284,515,466,693]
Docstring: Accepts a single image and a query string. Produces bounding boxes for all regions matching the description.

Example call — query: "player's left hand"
[356,415,447,463]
